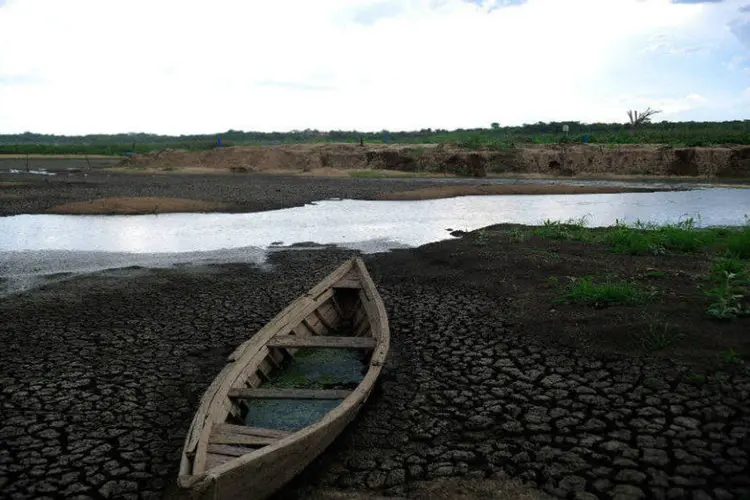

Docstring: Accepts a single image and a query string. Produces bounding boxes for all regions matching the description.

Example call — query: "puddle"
[1,188,749,296]
[8,169,56,176]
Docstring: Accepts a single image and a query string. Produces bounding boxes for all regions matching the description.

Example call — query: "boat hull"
[175,257,389,500]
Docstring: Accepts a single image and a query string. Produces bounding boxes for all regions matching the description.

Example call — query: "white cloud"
[727,54,746,70]
[0,0,745,134]
[615,93,708,115]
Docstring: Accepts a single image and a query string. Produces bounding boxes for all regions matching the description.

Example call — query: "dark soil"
[1,232,749,500]
[0,163,695,216]
[368,225,750,363]
[0,168,464,216]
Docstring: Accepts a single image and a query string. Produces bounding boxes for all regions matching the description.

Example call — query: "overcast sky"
[0,0,748,135]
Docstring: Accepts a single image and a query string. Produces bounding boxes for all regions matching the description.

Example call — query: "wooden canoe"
[176,257,389,500]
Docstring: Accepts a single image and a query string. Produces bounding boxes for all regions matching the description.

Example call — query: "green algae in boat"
[176,258,389,500]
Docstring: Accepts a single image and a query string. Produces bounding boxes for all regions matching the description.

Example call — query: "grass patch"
[638,313,678,352]
[561,276,652,307]
[532,217,593,241]
[643,269,667,279]
[506,227,529,242]
[718,348,744,365]
[705,254,750,320]
[605,219,710,255]
[473,228,490,246]
[529,216,750,258]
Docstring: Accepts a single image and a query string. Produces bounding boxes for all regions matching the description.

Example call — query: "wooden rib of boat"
[176,257,389,500]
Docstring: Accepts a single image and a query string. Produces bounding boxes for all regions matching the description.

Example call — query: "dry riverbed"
[1,224,749,499]
[0,167,695,216]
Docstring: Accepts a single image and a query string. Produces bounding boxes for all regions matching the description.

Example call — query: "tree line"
[0,119,748,155]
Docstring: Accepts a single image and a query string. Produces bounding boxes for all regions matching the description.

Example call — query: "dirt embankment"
[120,143,750,178]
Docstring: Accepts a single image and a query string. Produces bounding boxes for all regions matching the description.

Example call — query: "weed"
[723,229,750,259]
[685,373,707,384]
[528,217,750,257]
[506,228,528,242]
[533,215,592,241]
[705,255,749,320]
[719,348,744,365]
[530,249,561,262]
[640,320,674,352]
[561,276,652,307]
[473,229,490,246]
[604,219,705,255]
[710,254,746,278]
[643,269,667,279]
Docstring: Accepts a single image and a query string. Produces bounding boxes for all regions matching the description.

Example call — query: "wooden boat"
[177,257,389,500]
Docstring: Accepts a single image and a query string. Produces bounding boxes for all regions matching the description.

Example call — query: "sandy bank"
[46,197,226,215]
[374,184,670,200]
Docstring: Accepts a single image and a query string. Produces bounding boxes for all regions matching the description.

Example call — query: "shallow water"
[1,189,748,296]
[2,189,748,254]
[243,348,365,431]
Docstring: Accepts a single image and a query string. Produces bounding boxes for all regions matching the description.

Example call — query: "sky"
[0,0,748,135]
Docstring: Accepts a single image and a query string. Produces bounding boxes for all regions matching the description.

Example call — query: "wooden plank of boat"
[208,444,261,458]
[209,428,279,447]
[267,335,376,349]
[212,424,291,439]
[333,278,360,288]
[227,387,353,400]
[176,257,390,500]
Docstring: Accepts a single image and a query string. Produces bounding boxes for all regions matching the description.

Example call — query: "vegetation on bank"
[531,217,750,258]
[559,277,654,308]
[1,119,748,155]
[469,218,750,357]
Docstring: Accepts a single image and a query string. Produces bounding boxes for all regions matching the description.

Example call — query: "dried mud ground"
[0,164,701,216]
[1,230,750,500]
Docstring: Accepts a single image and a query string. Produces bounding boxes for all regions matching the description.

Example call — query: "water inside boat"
[242,347,367,432]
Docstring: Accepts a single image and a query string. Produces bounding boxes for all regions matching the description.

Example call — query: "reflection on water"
[1,189,748,296]
[2,189,748,254]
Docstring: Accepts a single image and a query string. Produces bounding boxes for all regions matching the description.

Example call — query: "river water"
[1,188,748,296]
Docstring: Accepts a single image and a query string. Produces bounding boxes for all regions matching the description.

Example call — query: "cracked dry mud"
[1,250,749,500]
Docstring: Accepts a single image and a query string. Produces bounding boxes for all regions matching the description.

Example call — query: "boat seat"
[267,335,375,349]
[227,387,353,400]
[209,424,290,447]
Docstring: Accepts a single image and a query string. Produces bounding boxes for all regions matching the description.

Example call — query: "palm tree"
[627,108,661,135]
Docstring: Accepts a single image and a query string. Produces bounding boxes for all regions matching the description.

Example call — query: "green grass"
[705,254,749,320]
[561,276,653,307]
[473,229,490,246]
[685,373,707,384]
[643,270,667,279]
[532,216,594,241]
[505,228,529,242]
[637,313,678,352]
[2,119,749,155]
[718,348,744,365]
[529,217,750,258]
